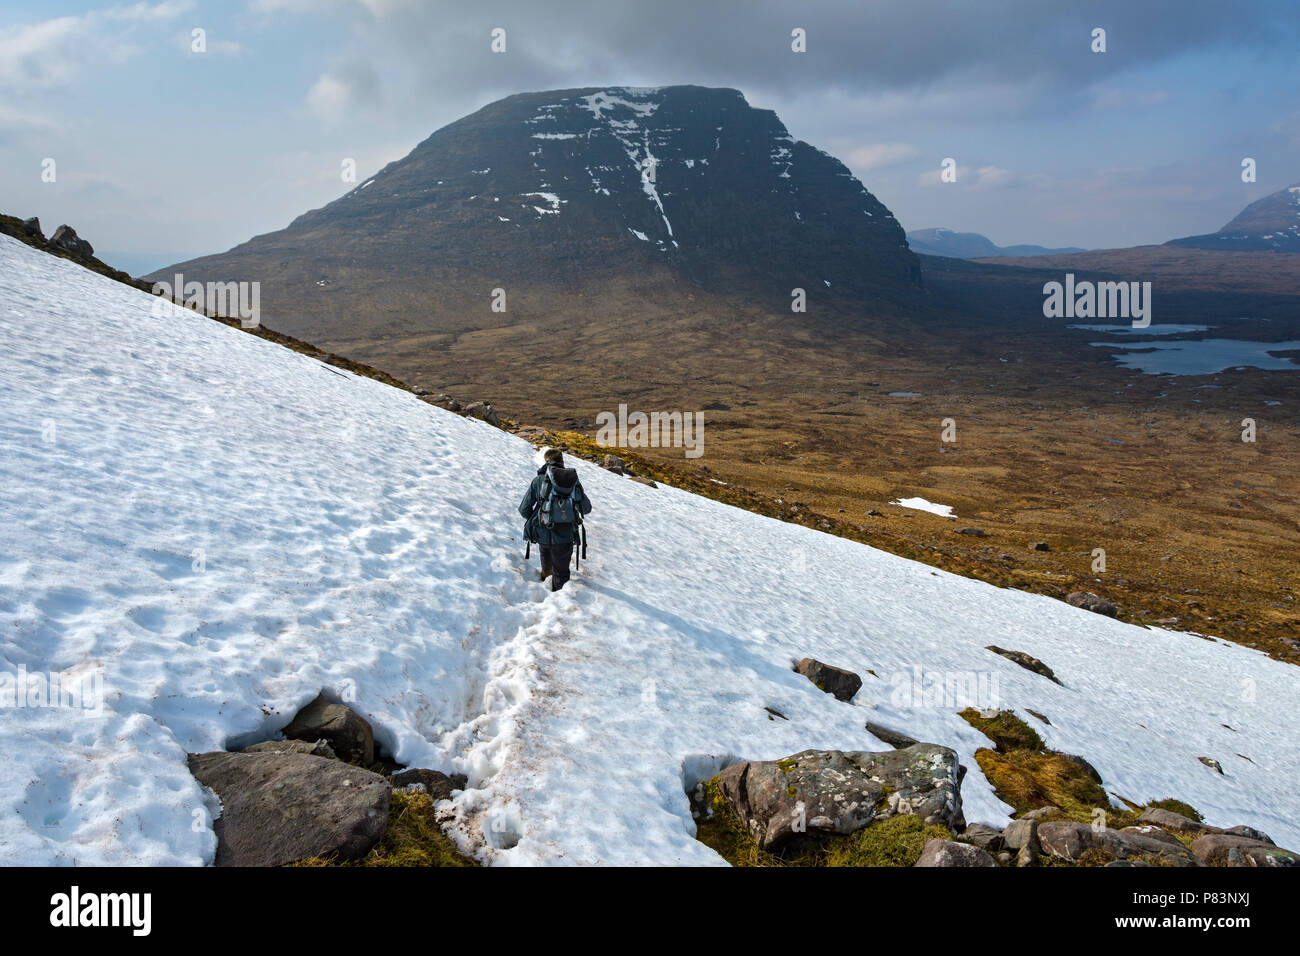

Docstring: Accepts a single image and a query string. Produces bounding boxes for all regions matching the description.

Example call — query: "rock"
[794,658,863,702]
[985,645,1062,684]
[390,768,467,801]
[959,823,1004,852]
[1121,825,1185,846]
[282,693,375,765]
[21,217,42,239]
[1197,756,1224,774]
[1105,859,1153,867]
[602,454,626,474]
[916,839,997,867]
[627,474,658,488]
[955,528,986,537]
[188,751,390,866]
[460,401,501,427]
[1021,805,1064,822]
[1222,824,1273,845]
[1066,591,1118,618]
[996,850,1013,865]
[1003,819,1039,853]
[714,744,965,852]
[242,738,337,760]
[1037,821,1200,866]
[1016,842,1038,867]
[49,224,94,260]
[1137,807,1216,835]
[1190,833,1299,867]
[864,720,919,750]
[1032,541,1051,552]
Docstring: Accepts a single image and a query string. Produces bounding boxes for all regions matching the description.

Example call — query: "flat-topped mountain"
[1166,181,1300,252]
[155,86,920,352]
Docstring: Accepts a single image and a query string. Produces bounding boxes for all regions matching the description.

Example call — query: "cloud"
[0,3,195,92]
[846,143,918,171]
[307,65,382,123]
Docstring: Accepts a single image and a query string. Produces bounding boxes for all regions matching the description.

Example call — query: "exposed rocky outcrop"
[283,693,375,765]
[1067,591,1118,618]
[713,744,964,852]
[985,645,1062,684]
[915,838,997,867]
[794,657,862,702]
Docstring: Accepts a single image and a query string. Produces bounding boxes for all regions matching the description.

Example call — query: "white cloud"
[306,65,381,123]
[846,142,918,170]
[0,3,196,92]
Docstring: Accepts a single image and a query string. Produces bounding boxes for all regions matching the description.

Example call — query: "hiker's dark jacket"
[519,464,592,545]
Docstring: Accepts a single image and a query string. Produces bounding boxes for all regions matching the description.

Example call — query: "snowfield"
[1,233,1298,866]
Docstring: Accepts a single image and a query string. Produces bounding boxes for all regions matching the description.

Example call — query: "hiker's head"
[543,448,564,467]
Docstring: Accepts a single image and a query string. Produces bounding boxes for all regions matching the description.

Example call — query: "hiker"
[519,448,592,591]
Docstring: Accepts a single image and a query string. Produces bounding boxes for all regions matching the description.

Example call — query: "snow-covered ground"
[1,233,1298,866]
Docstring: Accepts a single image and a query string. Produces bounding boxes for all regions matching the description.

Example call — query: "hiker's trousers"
[540,542,573,591]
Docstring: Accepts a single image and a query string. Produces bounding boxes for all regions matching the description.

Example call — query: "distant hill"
[906,227,1085,259]
[153,85,921,358]
[1166,182,1300,252]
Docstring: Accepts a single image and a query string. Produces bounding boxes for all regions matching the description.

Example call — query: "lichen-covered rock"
[1137,807,1215,835]
[283,693,375,765]
[715,744,964,852]
[188,751,390,866]
[1190,834,1299,867]
[1037,820,1200,866]
[916,838,997,867]
[795,658,863,702]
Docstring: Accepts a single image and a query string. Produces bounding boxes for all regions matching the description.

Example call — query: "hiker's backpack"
[539,467,579,528]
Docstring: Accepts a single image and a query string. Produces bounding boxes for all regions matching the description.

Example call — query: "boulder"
[985,645,1062,685]
[49,224,94,260]
[21,217,42,239]
[188,751,390,866]
[1190,834,1299,867]
[958,823,1004,852]
[1137,807,1215,835]
[1057,752,1103,784]
[955,528,986,537]
[864,720,919,750]
[795,658,863,702]
[1066,591,1118,618]
[627,474,658,488]
[1020,805,1065,822]
[1037,820,1200,866]
[714,744,964,852]
[461,401,501,427]
[1198,756,1224,774]
[282,693,374,765]
[1032,542,1051,552]
[1003,818,1039,853]
[1222,824,1273,845]
[390,768,467,801]
[242,738,337,759]
[602,454,626,474]
[916,839,997,867]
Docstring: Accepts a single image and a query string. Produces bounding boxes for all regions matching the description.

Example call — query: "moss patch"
[292,789,478,867]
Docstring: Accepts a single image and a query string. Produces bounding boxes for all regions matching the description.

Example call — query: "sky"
[1,0,1297,275]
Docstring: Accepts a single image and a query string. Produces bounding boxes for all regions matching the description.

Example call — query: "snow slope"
[1,233,1298,865]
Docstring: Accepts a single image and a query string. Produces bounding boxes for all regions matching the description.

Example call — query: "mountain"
[906,227,1086,259]
[154,86,920,352]
[1166,182,1300,252]
[7,232,1300,864]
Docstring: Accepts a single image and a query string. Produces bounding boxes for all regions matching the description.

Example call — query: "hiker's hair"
[544,448,564,465]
